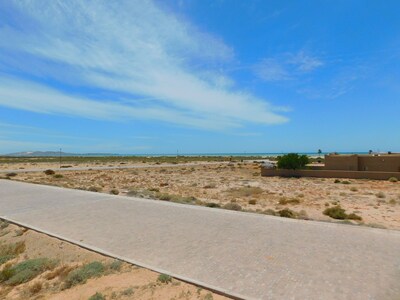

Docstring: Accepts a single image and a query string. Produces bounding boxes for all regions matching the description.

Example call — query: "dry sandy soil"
[0,220,226,300]
[5,161,400,230]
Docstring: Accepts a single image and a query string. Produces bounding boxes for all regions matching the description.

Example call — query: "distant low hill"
[2,151,118,157]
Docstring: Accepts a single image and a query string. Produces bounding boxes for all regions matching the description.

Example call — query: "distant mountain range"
[2,151,118,157]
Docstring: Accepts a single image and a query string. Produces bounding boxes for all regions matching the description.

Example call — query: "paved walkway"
[1,180,399,300]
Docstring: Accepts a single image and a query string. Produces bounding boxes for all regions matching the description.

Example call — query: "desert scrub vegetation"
[205,202,221,208]
[226,186,263,197]
[278,208,297,218]
[109,259,123,271]
[376,192,386,199]
[278,197,301,205]
[222,202,242,211]
[127,188,198,204]
[63,261,105,289]
[262,208,308,219]
[388,177,398,182]
[44,169,55,175]
[0,220,9,230]
[1,258,57,285]
[157,273,172,284]
[0,241,26,265]
[29,281,43,294]
[110,188,119,195]
[89,292,106,300]
[88,186,102,192]
[323,206,362,221]
[45,265,75,280]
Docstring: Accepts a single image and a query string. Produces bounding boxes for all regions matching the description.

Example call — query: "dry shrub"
[278,208,297,218]
[29,281,42,294]
[278,197,301,205]
[227,186,263,198]
[222,203,242,211]
[44,169,55,175]
[45,265,75,280]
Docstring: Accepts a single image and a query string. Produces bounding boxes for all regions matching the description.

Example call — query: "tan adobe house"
[261,153,400,180]
[325,153,400,172]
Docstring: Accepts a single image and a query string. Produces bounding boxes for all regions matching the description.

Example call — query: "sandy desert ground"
[0,220,226,300]
[3,160,400,230]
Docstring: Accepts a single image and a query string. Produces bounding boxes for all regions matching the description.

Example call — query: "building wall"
[325,155,359,171]
[358,156,400,172]
[324,154,400,172]
[261,168,400,180]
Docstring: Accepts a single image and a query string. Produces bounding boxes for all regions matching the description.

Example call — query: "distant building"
[325,153,400,172]
[261,153,400,180]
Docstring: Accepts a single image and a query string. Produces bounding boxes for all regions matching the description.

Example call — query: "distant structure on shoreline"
[262,153,400,180]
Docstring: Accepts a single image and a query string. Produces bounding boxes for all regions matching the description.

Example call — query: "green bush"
[157,273,172,283]
[53,174,63,178]
[323,206,347,220]
[0,241,26,266]
[88,292,105,300]
[277,153,309,170]
[5,258,57,285]
[388,177,398,183]
[323,206,362,221]
[109,260,122,271]
[64,261,105,288]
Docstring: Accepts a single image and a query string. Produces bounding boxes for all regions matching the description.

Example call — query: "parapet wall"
[261,168,400,180]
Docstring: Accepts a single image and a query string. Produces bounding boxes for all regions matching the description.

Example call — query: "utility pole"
[59,148,62,169]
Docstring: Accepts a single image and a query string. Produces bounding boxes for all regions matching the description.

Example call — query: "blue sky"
[0,0,399,154]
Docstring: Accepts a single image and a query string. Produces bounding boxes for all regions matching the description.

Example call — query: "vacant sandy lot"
[0,220,226,300]
[7,161,400,230]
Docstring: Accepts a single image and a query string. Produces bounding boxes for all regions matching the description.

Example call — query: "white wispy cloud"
[287,51,324,72]
[254,58,290,81]
[0,0,288,129]
[254,51,323,82]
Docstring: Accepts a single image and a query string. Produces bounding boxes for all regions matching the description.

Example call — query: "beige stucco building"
[261,153,400,180]
[325,153,400,172]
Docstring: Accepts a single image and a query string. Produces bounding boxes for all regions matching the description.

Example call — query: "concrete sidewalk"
[1,180,399,299]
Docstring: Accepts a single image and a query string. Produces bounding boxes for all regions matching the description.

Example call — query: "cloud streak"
[0,0,288,129]
[254,51,323,82]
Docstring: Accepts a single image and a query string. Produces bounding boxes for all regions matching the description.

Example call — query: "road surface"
[1,180,399,299]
